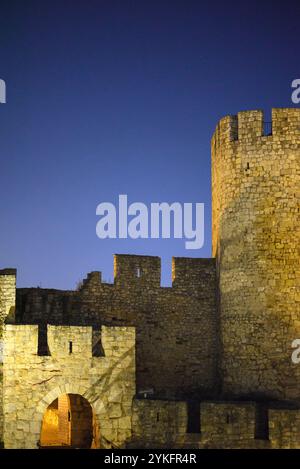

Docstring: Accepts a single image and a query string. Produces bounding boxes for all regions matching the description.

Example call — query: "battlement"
[212,108,300,148]
[172,257,216,298]
[3,324,135,360]
[199,402,300,448]
[0,269,16,326]
[6,256,218,400]
[114,254,161,288]
[3,324,136,448]
[114,254,216,290]
[1,254,216,298]
[78,255,216,296]
[131,399,300,448]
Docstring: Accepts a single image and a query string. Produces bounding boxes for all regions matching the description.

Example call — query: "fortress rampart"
[0,108,299,448]
[14,255,218,400]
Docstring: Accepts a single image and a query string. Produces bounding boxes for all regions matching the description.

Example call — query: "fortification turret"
[212,108,300,400]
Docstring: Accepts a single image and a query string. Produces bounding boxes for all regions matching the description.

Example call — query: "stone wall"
[1,108,299,449]
[129,400,300,449]
[212,108,300,400]
[131,399,187,448]
[3,324,135,449]
[0,269,16,328]
[15,255,218,399]
[58,394,71,445]
[200,401,259,448]
[269,408,300,448]
[0,269,16,446]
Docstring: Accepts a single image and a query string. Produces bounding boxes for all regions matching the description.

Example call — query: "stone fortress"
[0,108,299,449]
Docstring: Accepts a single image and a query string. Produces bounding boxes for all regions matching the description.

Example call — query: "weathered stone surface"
[0,108,299,449]
[3,324,135,449]
[0,271,16,445]
[15,256,218,400]
[212,108,300,400]
[130,399,188,448]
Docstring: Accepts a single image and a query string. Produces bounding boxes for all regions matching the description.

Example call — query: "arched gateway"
[3,325,135,449]
[40,393,97,448]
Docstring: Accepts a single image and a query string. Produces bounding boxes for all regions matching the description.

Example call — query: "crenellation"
[47,325,93,359]
[172,257,216,299]
[211,114,238,149]
[212,107,300,401]
[200,402,257,448]
[0,108,299,448]
[3,324,136,448]
[114,254,161,289]
[272,108,300,137]
[237,110,264,141]
[131,399,188,448]
[3,325,39,357]
[82,271,102,288]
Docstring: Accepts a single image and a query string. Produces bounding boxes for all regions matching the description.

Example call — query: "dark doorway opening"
[40,393,98,448]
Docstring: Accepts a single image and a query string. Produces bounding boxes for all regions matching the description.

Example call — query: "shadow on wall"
[214,151,299,401]
[34,344,135,449]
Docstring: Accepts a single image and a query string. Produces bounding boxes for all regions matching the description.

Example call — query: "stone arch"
[34,383,101,448]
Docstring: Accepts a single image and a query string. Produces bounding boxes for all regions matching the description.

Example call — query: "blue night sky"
[0,0,299,288]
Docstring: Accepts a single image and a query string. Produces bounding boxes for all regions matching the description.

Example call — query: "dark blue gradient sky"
[0,0,299,288]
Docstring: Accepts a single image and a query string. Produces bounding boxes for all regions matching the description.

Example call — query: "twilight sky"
[0,0,299,288]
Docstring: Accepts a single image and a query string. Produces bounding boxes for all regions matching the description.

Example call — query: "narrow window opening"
[231,115,238,141]
[92,327,105,357]
[156,412,160,422]
[136,267,141,278]
[37,323,50,356]
[69,341,73,354]
[232,130,238,141]
[187,401,201,433]
[226,413,231,424]
[255,404,269,440]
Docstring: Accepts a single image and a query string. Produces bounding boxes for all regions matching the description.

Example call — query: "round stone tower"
[212,108,300,401]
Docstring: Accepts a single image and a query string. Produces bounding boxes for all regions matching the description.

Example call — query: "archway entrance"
[40,394,98,448]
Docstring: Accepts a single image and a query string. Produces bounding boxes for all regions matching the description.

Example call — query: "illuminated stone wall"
[0,269,16,446]
[0,269,16,328]
[40,399,59,446]
[15,255,218,399]
[131,399,188,448]
[3,324,135,449]
[212,108,300,400]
